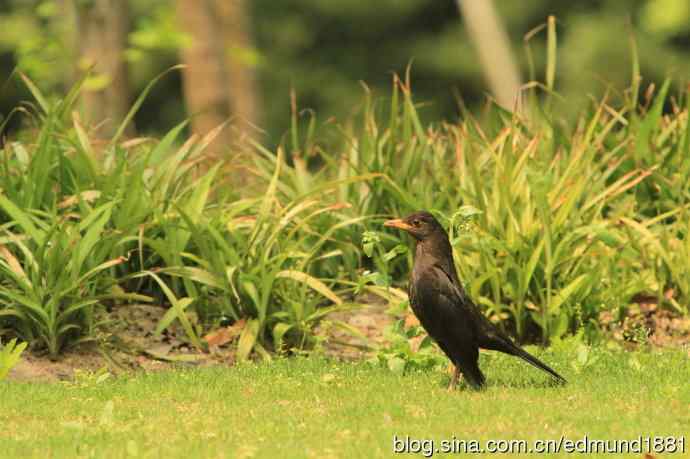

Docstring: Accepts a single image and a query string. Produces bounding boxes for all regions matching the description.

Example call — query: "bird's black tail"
[511,345,567,384]
[481,334,567,384]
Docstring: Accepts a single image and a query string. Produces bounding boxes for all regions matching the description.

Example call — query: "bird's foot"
[447,367,462,391]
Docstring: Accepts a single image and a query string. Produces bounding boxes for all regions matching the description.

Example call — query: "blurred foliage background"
[0,0,689,145]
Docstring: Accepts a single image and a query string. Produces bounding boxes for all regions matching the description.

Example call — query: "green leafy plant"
[370,319,446,375]
[0,202,142,358]
[362,230,408,287]
[0,338,27,381]
[63,366,113,388]
[150,149,371,359]
[0,71,213,357]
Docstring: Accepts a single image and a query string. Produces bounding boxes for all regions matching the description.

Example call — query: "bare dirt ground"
[600,299,690,349]
[8,304,221,382]
[7,300,394,383]
[315,302,394,360]
[7,296,690,383]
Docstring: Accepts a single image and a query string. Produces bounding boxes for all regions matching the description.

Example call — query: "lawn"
[2,342,688,458]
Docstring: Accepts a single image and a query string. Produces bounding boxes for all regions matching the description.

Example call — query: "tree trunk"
[176,0,231,161]
[76,0,133,137]
[456,0,522,111]
[56,0,77,92]
[213,0,261,133]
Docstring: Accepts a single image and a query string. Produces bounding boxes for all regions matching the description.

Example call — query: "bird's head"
[384,211,446,242]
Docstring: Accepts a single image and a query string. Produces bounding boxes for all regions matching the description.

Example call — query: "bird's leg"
[447,365,462,391]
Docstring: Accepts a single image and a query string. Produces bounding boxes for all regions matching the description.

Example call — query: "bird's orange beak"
[384,218,413,231]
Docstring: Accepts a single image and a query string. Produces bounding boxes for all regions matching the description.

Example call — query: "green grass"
[2,344,688,458]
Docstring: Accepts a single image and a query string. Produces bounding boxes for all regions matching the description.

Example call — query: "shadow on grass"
[486,376,567,389]
[438,374,567,391]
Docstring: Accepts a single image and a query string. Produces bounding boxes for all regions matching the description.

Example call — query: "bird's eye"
[412,220,421,227]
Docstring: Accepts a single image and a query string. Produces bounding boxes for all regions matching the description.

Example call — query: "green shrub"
[1,68,689,359]
[151,149,369,358]
[0,73,211,356]
[328,78,689,343]
[0,201,135,357]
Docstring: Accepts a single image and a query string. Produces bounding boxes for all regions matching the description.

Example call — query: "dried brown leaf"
[203,319,247,347]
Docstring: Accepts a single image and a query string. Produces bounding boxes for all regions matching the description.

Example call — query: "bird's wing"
[431,263,476,313]
[431,263,512,342]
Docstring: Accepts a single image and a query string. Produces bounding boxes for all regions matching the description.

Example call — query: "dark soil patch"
[7,304,232,383]
[315,301,394,360]
[9,347,108,383]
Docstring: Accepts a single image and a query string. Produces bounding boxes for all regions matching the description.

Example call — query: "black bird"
[384,211,567,390]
